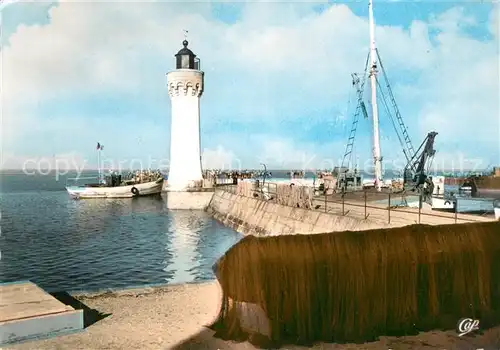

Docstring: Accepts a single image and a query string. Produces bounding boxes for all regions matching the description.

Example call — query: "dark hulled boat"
[457,167,500,199]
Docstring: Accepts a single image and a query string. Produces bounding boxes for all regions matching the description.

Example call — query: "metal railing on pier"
[217,182,493,225]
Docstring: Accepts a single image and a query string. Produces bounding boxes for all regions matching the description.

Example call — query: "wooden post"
[364,190,367,219]
[418,194,422,224]
[342,189,345,216]
[324,193,327,213]
[388,193,391,224]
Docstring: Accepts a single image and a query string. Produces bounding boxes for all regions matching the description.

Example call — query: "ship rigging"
[337,0,438,199]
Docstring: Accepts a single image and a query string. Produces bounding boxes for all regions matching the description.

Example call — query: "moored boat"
[65,142,164,199]
[428,175,456,212]
[430,196,456,212]
[334,0,438,201]
[66,176,164,199]
[455,167,500,198]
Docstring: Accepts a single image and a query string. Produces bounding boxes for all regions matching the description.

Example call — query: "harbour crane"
[338,0,438,197]
[402,131,438,199]
[338,47,438,198]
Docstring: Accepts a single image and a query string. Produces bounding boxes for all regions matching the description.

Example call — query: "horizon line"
[0,167,493,172]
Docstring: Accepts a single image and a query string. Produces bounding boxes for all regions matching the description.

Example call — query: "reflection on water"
[165,210,203,284]
[1,183,242,292]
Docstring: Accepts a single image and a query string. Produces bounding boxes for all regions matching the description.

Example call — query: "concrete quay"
[0,281,83,346]
[207,189,494,237]
[6,282,500,350]
[315,195,493,226]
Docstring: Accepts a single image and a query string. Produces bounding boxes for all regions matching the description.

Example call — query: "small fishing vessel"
[457,167,500,199]
[427,175,456,212]
[335,0,440,203]
[65,143,164,199]
[66,176,164,199]
[335,1,454,215]
[430,196,455,212]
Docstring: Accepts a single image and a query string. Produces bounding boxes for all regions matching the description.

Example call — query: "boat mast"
[97,143,102,184]
[368,0,383,191]
[97,148,101,183]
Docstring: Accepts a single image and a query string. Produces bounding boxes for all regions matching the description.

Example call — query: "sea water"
[0,171,242,293]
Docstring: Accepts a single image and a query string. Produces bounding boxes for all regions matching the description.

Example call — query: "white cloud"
[431,150,489,173]
[199,133,348,170]
[202,145,240,170]
[201,134,482,173]
[1,1,498,169]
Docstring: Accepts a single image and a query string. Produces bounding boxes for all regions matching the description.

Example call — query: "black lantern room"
[175,40,200,70]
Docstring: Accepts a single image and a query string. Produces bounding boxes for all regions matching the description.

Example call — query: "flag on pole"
[96,142,103,150]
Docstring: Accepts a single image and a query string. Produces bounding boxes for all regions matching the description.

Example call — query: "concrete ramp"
[0,281,84,345]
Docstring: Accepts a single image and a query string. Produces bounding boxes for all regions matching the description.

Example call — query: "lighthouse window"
[181,55,190,68]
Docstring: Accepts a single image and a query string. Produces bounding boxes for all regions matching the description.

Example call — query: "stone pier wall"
[206,189,493,236]
[206,190,394,236]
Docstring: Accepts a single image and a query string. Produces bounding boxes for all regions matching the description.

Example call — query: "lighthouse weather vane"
[183,29,188,40]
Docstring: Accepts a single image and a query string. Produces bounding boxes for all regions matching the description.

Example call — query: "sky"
[1,0,499,173]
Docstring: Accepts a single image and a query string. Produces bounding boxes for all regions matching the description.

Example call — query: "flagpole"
[97,147,101,183]
[100,148,104,181]
[100,148,102,183]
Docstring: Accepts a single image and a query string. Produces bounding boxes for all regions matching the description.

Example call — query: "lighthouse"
[166,39,204,191]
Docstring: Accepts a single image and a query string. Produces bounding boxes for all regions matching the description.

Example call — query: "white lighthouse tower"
[164,39,213,209]
[166,39,204,191]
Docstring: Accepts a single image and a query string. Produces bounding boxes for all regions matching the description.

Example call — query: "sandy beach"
[5,281,500,350]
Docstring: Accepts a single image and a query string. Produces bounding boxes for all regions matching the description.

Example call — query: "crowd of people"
[104,169,163,186]
[201,169,274,186]
[288,170,305,178]
[203,169,254,179]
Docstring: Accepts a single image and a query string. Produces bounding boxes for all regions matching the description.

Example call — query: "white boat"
[65,142,164,199]
[431,196,456,212]
[494,199,500,220]
[429,176,456,212]
[66,176,164,199]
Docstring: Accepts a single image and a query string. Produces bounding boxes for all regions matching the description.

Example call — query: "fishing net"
[235,181,313,208]
[275,184,313,209]
[211,221,500,346]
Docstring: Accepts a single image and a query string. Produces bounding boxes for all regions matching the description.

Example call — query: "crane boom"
[336,0,439,199]
[403,131,438,197]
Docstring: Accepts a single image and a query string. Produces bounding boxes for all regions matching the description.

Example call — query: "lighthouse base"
[162,188,215,210]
